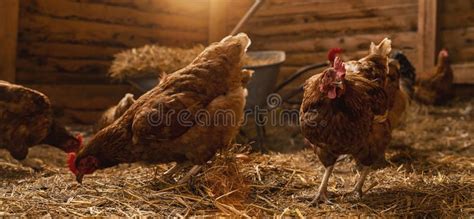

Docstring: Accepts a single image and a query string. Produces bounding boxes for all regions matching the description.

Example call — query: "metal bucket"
[244,51,286,109]
[126,51,286,108]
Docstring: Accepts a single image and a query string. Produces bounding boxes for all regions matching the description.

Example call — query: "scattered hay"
[195,145,251,209]
[0,98,472,217]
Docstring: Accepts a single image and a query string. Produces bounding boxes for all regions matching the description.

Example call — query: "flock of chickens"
[0,33,453,205]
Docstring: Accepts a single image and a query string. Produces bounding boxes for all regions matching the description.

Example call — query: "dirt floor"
[0,96,473,217]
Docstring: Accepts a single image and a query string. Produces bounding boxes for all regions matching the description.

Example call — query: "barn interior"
[0,0,473,217]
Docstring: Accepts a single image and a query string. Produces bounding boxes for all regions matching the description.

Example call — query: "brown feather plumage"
[414,50,454,105]
[73,34,252,179]
[0,81,80,160]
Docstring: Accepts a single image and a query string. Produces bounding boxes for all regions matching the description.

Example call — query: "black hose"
[273,62,328,93]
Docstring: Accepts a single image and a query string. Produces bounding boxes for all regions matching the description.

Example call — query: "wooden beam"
[417,0,439,73]
[452,63,474,84]
[0,0,19,82]
[208,0,229,44]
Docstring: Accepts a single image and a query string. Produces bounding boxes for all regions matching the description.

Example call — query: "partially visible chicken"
[300,38,391,204]
[68,33,253,184]
[344,38,393,86]
[391,51,416,98]
[95,93,136,132]
[414,49,454,105]
[385,59,410,128]
[0,81,82,161]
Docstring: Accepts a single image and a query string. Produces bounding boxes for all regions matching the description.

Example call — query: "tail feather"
[370,38,392,57]
[391,51,416,98]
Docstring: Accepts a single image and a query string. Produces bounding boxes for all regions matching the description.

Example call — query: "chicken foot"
[177,165,202,184]
[349,165,370,199]
[310,165,334,206]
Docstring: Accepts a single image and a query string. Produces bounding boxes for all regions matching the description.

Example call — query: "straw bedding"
[0,97,472,217]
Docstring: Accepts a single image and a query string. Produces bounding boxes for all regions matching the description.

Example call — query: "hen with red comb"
[414,49,454,104]
[301,38,391,205]
[68,33,253,184]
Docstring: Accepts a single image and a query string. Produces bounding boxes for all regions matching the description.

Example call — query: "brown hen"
[0,81,82,161]
[300,38,392,204]
[385,59,411,128]
[69,33,253,184]
[414,50,454,105]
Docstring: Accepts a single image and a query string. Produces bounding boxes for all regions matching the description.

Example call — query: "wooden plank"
[249,15,417,37]
[27,84,136,110]
[16,57,111,74]
[439,0,473,13]
[24,0,208,32]
[0,0,20,82]
[208,0,228,43]
[440,11,474,30]
[16,71,110,84]
[252,32,417,53]
[76,0,210,17]
[245,3,417,24]
[17,42,124,60]
[440,27,474,51]
[455,47,474,63]
[452,63,474,84]
[19,14,207,47]
[417,0,439,73]
[255,0,415,17]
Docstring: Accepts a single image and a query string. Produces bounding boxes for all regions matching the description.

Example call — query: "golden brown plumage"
[414,50,454,105]
[69,33,253,183]
[0,81,81,160]
[301,71,389,164]
[300,38,392,204]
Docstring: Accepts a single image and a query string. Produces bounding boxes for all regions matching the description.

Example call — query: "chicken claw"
[347,165,370,200]
[308,165,334,207]
[309,191,333,207]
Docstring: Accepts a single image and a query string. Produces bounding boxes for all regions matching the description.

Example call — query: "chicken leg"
[310,165,334,206]
[350,165,370,199]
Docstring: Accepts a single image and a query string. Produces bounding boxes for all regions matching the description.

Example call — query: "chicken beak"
[76,173,84,184]
[332,81,344,89]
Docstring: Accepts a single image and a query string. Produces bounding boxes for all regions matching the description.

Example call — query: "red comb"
[440,49,448,57]
[68,153,78,174]
[328,48,343,65]
[334,57,346,78]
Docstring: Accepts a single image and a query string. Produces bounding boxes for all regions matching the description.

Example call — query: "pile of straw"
[108,44,205,80]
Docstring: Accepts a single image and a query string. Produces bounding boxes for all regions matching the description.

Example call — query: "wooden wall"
[0,0,19,82]
[439,0,474,83]
[16,0,209,123]
[226,0,419,94]
[12,0,474,124]
[440,0,474,64]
